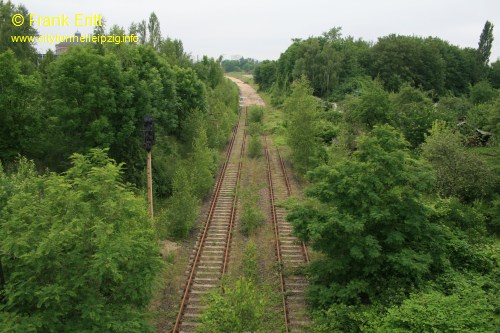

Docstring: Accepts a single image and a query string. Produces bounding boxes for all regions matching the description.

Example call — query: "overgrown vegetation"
[0,4,239,332]
[240,188,264,236]
[198,241,282,333]
[257,22,500,332]
[247,106,265,159]
[0,150,163,332]
[222,57,259,73]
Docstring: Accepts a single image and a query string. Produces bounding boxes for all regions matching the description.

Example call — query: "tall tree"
[0,1,38,71]
[0,50,41,163]
[288,125,446,305]
[132,20,147,44]
[478,20,494,67]
[148,12,161,51]
[284,78,321,174]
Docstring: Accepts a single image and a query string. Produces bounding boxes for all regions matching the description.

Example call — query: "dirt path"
[225,76,265,106]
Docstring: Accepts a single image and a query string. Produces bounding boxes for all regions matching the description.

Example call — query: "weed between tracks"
[148,137,234,332]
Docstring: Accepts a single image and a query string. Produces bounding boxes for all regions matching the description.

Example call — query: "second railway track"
[265,136,310,332]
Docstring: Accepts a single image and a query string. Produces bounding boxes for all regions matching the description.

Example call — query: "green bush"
[240,189,264,236]
[421,121,495,203]
[198,278,278,333]
[247,135,262,158]
[0,150,162,333]
[247,122,263,136]
[242,240,259,282]
[248,106,264,124]
[166,164,199,239]
[379,287,498,332]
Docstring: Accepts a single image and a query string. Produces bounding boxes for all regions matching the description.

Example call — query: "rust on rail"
[265,137,290,333]
[276,148,310,264]
[172,111,243,333]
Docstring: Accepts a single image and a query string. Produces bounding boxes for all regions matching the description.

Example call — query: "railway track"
[172,111,247,333]
[265,137,310,332]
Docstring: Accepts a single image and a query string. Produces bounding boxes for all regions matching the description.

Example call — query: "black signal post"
[144,116,155,218]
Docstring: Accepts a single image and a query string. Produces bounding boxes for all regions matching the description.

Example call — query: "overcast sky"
[11,0,500,62]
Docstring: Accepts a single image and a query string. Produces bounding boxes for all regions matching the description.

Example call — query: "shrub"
[248,106,264,124]
[421,121,495,202]
[240,189,264,236]
[247,122,263,136]
[247,135,262,158]
[242,240,258,282]
[198,278,278,333]
[166,164,199,239]
[0,150,162,332]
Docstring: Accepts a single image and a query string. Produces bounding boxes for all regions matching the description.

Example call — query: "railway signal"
[143,115,155,218]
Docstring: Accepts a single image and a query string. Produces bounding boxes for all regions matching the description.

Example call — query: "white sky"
[10,0,500,62]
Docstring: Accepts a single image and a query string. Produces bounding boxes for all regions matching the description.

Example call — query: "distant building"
[55,31,84,55]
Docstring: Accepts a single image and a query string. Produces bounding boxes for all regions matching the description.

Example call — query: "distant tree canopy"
[255,23,497,102]
[221,57,259,73]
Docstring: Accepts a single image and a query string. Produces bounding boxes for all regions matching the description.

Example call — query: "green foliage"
[147,12,161,51]
[248,106,264,124]
[284,78,322,174]
[247,122,263,136]
[0,50,42,163]
[372,35,443,93]
[269,28,371,100]
[240,189,264,236]
[310,303,382,333]
[0,1,38,70]
[389,84,435,147]
[469,80,498,105]
[379,287,498,332]
[478,21,494,68]
[242,240,258,282]
[0,149,162,332]
[194,56,224,89]
[288,125,445,305]
[198,278,277,333]
[247,135,263,159]
[189,128,217,198]
[434,96,472,123]
[254,60,277,91]
[490,59,500,88]
[221,57,259,73]
[371,35,481,95]
[205,79,239,149]
[344,78,391,129]
[466,96,500,143]
[310,270,499,333]
[165,164,199,239]
[159,38,192,68]
[421,121,495,202]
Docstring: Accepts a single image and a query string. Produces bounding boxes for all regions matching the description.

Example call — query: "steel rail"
[172,112,241,333]
[276,148,310,264]
[222,128,246,275]
[265,137,290,333]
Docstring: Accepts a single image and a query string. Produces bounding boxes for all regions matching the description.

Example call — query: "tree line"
[0,2,239,332]
[255,24,500,103]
